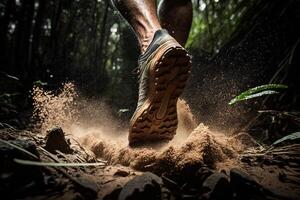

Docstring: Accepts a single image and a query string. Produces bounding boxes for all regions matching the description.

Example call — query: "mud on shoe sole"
[129,46,192,147]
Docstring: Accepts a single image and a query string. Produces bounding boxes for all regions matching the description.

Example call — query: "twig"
[14,158,106,167]
[0,138,39,160]
[69,136,91,158]
[0,122,16,130]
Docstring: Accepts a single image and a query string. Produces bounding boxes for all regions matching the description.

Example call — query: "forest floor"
[1,85,300,200]
[1,118,300,200]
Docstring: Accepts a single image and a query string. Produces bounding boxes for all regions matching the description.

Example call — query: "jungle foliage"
[0,0,299,139]
[0,0,256,108]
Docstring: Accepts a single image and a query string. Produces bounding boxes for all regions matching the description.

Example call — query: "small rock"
[201,172,232,200]
[230,168,259,188]
[44,127,73,154]
[114,169,130,177]
[196,166,214,183]
[118,172,163,200]
[230,168,262,199]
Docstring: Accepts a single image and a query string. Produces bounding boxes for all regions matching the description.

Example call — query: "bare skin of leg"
[158,0,193,46]
[112,0,162,53]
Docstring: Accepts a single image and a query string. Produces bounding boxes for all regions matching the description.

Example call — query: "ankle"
[140,29,159,54]
[141,34,154,54]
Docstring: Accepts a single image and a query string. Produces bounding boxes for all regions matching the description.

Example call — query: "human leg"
[112,0,162,53]
[158,0,193,46]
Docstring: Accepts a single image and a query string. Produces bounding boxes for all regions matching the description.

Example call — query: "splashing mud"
[32,83,245,174]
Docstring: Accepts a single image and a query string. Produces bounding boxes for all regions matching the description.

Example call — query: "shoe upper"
[132,29,178,121]
[138,29,173,65]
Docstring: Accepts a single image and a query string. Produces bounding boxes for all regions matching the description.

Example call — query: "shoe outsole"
[129,45,191,147]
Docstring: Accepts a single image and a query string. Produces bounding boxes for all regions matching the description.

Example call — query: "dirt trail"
[32,84,245,174]
[23,83,300,199]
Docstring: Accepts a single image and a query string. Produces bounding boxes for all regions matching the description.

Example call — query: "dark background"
[0,0,299,143]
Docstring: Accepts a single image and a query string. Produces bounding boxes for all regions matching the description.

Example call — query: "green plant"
[264,132,300,152]
[271,132,300,146]
[229,84,288,105]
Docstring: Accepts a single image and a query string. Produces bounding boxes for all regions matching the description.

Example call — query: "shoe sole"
[129,44,191,147]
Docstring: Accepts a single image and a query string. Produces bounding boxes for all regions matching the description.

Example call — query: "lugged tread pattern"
[129,45,192,147]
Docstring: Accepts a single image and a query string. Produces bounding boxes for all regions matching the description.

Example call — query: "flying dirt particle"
[31,82,122,136]
[174,98,197,145]
[32,83,246,175]
[31,82,78,133]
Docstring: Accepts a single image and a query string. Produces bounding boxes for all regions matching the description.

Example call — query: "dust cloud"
[32,83,245,173]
